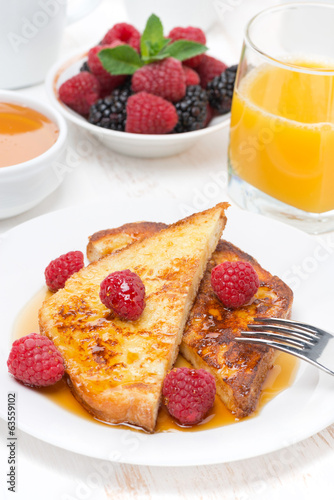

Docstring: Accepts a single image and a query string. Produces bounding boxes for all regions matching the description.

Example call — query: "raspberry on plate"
[7,333,65,387]
[45,250,84,292]
[168,27,206,68]
[162,367,216,426]
[58,72,101,115]
[99,269,145,321]
[101,23,141,52]
[211,261,260,309]
[88,43,126,94]
[131,58,186,103]
[196,55,227,89]
[125,92,178,134]
[183,65,200,86]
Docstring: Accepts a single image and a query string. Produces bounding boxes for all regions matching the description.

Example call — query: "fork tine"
[236,335,304,356]
[239,331,307,349]
[237,335,334,377]
[247,323,317,344]
[254,317,322,336]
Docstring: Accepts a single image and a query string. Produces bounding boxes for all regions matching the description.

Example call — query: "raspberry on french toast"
[39,204,228,432]
[86,219,293,419]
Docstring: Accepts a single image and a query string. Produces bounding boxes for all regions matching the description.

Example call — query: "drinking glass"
[228,3,334,234]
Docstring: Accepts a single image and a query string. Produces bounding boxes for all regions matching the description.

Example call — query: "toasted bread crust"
[86,222,293,419]
[39,204,228,432]
[87,222,168,262]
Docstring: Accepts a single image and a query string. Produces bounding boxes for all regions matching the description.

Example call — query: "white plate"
[1,200,334,466]
[45,48,230,158]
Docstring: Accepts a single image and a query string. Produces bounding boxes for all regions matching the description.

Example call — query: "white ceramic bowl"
[0,91,68,219]
[45,49,230,158]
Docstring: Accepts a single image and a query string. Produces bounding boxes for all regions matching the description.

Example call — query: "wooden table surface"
[1,1,334,498]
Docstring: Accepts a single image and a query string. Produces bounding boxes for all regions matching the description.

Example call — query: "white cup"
[0,0,100,89]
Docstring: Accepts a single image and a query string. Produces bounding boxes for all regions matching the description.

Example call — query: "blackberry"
[88,84,132,131]
[207,65,238,114]
[80,60,90,73]
[173,85,208,133]
[120,76,132,91]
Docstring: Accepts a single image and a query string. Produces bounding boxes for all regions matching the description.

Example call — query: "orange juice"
[229,61,334,213]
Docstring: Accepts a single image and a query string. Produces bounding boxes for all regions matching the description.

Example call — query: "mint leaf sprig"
[140,13,170,61]
[98,14,208,76]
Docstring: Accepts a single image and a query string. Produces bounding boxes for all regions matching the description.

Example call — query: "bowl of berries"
[46,15,237,158]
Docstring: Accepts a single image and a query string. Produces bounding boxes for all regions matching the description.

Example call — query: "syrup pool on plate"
[229,59,334,213]
[0,102,59,167]
[12,288,299,433]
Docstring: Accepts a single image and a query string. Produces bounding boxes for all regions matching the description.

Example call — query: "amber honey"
[13,288,299,433]
[0,102,59,167]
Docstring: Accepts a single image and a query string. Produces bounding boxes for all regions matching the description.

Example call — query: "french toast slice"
[87,221,293,418]
[181,240,293,418]
[39,203,228,432]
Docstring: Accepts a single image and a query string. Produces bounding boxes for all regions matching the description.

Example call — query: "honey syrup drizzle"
[13,288,299,433]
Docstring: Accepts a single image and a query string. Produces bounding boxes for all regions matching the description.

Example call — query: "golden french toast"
[181,240,293,418]
[87,221,293,418]
[87,222,168,262]
[39,203,228,432]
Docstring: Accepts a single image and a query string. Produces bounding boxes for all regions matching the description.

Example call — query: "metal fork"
[237,317,334,376]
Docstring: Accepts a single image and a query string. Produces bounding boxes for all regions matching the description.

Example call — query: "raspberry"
[59,72,100,115]
[211,261,260,309]
[196,55,227,89]
[45,251,84,292]
[88,43,126,95]
[162,367,216,426]
[183,65,200,86]
[168,27,206,68]
[101,23,141,52]
[99,270,145,321]
[125,92,178,134]
[7,333,64,387]
[131,58,186,103]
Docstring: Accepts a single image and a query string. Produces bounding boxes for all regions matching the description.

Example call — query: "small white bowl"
[45,49,230,158]
[0,90,67,219]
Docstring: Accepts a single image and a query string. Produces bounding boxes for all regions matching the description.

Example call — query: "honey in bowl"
[0,102,59,167]
[12,288,299,433]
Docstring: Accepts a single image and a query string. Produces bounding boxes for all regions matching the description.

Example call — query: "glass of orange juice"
[228,3,334,233]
